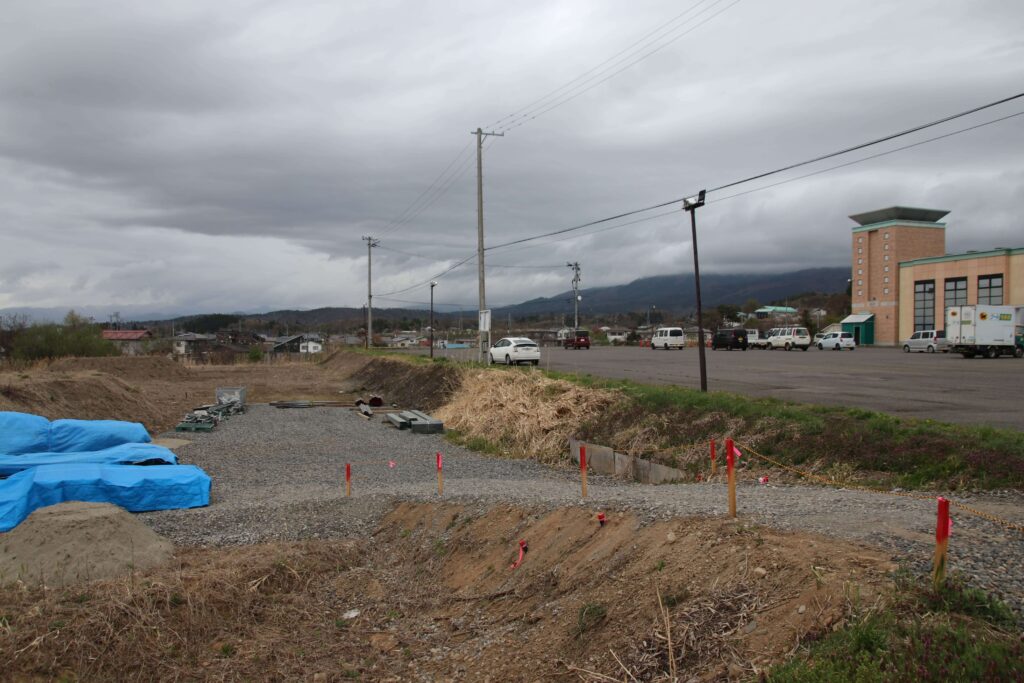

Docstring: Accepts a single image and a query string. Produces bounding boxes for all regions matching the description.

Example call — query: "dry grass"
[436,369,619,463]
[0,542,368,681]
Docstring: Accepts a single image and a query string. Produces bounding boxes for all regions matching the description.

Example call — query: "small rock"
[753,567,767,578]
[666,531,676,544]
[744,619,757,634]
[342,609,360,620]
[797,605,806,614]
[313,674,327,683]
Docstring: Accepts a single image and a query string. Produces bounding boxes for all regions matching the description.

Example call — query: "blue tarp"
[0,411,210,532]
[0,443,177,477]
[0,463,211,532]
[0,411,151,455]
[0,412,52,455]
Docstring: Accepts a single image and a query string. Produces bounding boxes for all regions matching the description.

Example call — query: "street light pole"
[429,281,437,360]
[683,190,708,392]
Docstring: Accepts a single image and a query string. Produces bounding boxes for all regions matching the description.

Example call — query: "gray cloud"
[1,0,1022,317]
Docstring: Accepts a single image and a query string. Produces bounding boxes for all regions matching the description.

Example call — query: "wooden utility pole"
[363,236,379,348]
[567,261,581,330]
[474,127,503,361]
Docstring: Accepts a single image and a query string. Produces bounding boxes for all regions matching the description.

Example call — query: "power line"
[488,0,719,130]
[484,92,1024,252]
[497,0,744,134]
[710,110,1024,204]
[707,91,1024,193]
[376,143,475,238]
[374,253,477,298]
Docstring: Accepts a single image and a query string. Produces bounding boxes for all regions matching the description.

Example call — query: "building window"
[858,258,863,265]
[914,280,935,331]
[978,274,1003,305]
[884,244,889,250]
[858,248,863,254]
[944,277,967,310]
[857,279,863,286]
[884,232,890,239]
[883,276,889,284]
[884,255,890,261]
[884,288,889,294]
[858,269,863,275]
[884,265,889,272]
[858,237,863,243]
[857,290,863,296]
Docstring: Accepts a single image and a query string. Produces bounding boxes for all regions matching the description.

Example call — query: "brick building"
[846,206,1023,346]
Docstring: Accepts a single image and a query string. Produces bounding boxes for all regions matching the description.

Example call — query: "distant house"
[271,335,303,353]
[101,329,152,356]
[605,330,628,343]
[386,336,415,348]
[754,306,798,320]
[299,340,323,354]
[172,332,216,357]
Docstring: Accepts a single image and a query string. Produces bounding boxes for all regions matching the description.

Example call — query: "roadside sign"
[479,309,491,332]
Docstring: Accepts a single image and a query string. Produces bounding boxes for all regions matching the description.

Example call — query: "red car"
[563,329,591,349]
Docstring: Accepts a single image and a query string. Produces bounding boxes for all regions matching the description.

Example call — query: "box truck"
[945,305,1024,358]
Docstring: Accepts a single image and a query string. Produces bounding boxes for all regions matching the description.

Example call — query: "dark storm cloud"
[0,0,1021,314]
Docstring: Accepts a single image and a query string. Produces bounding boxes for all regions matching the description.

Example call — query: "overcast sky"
[1,0,1022,319]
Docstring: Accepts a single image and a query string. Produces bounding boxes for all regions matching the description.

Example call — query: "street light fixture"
[683,189,708,393]
[429,281,437,359]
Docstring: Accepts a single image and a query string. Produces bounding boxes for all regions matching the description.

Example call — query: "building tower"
[848,207,948,346]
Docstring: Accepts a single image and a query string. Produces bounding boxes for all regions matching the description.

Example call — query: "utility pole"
[473,126,504,362]
[362,236,379,348]
[683,190,708,392]
[567,261,581,331]
[429,281,437,359]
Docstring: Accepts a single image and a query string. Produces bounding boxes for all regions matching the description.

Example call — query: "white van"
[651,327,686,350]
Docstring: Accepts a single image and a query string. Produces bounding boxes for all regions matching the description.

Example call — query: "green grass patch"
[768,572,1021,682]
[542,369,1024,490]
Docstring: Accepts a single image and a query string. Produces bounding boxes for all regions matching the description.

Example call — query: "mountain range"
[1,267,849,326]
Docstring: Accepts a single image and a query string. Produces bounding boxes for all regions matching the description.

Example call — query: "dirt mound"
[0,502,173,587]
[344,356,463,410]
[0,502,894,681]
[47,356,191,382]
[437,369,620,463]
[0,371,168,429]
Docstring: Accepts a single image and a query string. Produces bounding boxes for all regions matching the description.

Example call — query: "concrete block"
[586,444,616,475]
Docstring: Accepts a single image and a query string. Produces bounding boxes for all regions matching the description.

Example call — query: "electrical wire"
[709,110,1024,204]
[374,253,477,297]
[484,92,1024,252]
[488,0,718,130]
[498,0,744,134]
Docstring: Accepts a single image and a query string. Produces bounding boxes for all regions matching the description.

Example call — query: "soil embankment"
[0,501,894,680]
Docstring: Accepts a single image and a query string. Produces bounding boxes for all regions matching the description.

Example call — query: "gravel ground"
[145,404,1024,619]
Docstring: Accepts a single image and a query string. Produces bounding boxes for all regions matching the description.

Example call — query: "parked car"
[563,329,591,350]
[769,327,811,351]
[750,328,778,349]
[488,337,540,365]
[651,327,685,350]
[711,328,748,350]
[902,329,950,354]
[817,331,856,351]
[813,332,826,345]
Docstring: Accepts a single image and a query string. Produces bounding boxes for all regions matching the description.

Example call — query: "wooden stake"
[932,497,950,591]
[345,462,351,498]
[437,451,444,496]
[725,438,736,518]
[710,438,717,477]
[580,444,588,498]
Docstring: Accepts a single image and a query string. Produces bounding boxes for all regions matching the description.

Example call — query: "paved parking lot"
[428,345,1024,430]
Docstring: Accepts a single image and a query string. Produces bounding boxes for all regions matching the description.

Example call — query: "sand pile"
[0,502,173,586]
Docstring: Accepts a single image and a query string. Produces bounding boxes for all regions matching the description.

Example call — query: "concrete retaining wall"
[569,438,687,485]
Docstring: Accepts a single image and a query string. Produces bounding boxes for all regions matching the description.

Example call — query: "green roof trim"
[899,247,1024,268]
[851,220,946,234]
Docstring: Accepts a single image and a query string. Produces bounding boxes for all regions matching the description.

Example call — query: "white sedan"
[488,337,540,365]
[817,331,856,350]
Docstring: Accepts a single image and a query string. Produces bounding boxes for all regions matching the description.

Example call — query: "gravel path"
[145,405,1024,618]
